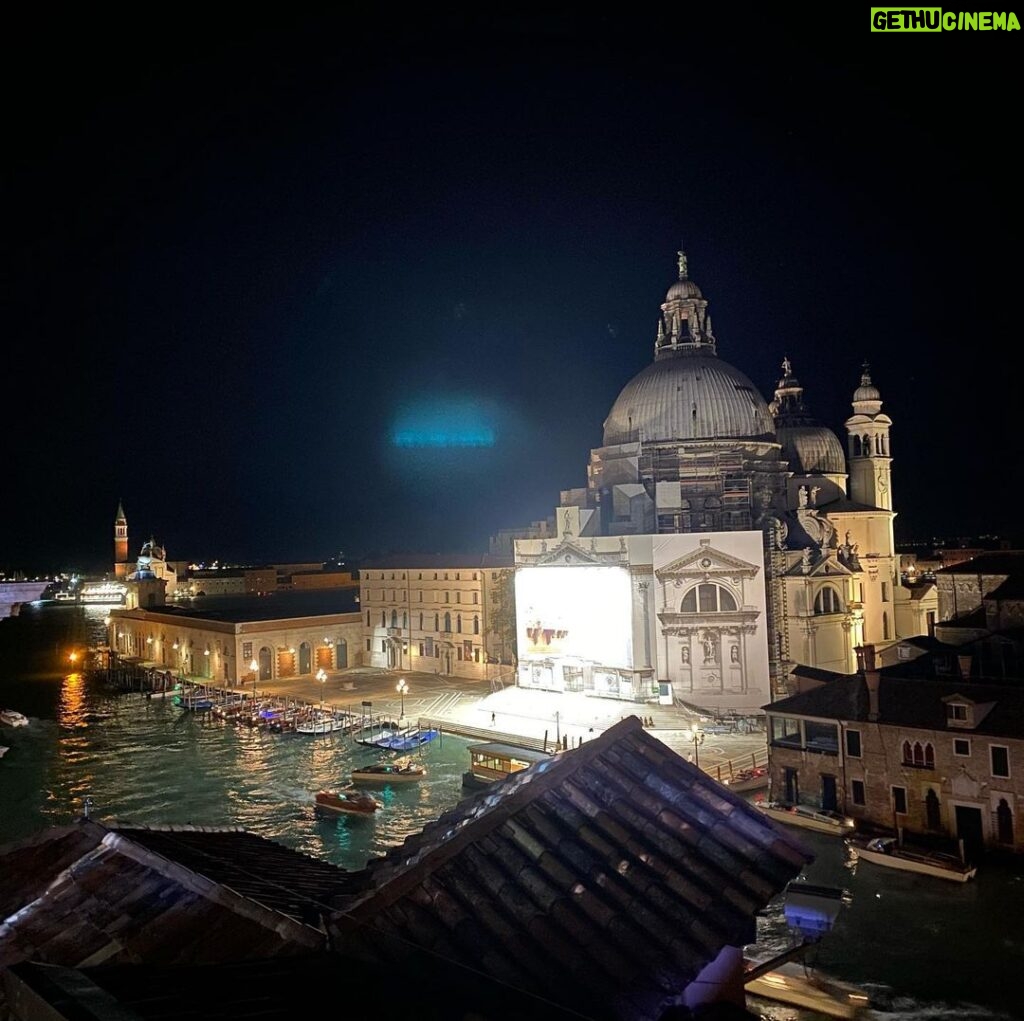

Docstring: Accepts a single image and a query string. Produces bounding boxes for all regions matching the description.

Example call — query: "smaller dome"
[665,279,703,302]
[853,382,881,403]
[778,425,847,476]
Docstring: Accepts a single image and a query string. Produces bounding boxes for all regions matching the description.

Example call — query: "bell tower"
[114,500,129,579]
[845,363,893,511]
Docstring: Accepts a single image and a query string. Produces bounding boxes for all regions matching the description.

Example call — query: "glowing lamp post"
[396,678,408,721]
[683,725,705,769]
[250,658,259,700]
[316,667,327,715]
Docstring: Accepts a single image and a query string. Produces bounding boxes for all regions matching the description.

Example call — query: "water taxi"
[1,709,30,728]
[462,741,551,790]
[756,801,856,836]
[314,787,381,817]
[351,758,425,784]
[849,836,977,883]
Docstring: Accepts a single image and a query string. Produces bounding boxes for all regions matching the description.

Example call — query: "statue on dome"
[677,249,688,280]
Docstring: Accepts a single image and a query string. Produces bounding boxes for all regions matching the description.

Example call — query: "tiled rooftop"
[328,717,813,1021]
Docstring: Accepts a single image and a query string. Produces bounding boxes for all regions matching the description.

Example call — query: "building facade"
[518,252,936,709]
[109,605,362,685]
[359,556,513,681]
[763,646,1023,854]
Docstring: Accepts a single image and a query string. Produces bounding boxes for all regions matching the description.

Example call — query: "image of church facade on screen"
[515,530,770,714]
[513,251,938,713]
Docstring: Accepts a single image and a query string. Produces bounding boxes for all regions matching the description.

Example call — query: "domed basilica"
[513,252,936,711]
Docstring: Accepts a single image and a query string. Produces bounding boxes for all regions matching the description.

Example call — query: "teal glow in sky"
[391,399,496,448]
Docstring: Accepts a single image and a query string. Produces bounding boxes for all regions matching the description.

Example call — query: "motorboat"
[849,835,977,883]
[0,709,29,728]
[722,765,769,793]
[745,959,872,1019]
[351,758,426,784]
[314,787,381,817]
[756,801,856,836]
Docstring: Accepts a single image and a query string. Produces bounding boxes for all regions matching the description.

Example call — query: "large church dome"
[602,252,776,446]
[603,352,776,445]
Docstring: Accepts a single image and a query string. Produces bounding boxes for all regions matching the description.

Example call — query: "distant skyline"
[3,11,1016,574]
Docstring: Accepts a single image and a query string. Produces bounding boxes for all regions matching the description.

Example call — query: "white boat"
[351,758,426,784]
[0,709,29,728]
[756,801,856,836]
[745,959,873,1019]
[849,836,977,883]
[295,715,348,735]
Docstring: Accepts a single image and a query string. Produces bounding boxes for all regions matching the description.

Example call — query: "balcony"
[387,627,403,637]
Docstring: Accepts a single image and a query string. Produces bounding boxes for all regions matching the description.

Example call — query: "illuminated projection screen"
[515,565,633,669]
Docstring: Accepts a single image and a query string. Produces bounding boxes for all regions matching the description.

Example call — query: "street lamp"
[396,677,408,721]
[683,725,705,769]
[250,658,259,700]
[316,668,327,715]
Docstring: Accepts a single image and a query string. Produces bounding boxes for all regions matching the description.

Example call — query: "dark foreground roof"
[0,824,357,981]
[329,717,813,1021]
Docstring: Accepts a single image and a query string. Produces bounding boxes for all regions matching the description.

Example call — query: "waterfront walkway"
[157,662,770,784]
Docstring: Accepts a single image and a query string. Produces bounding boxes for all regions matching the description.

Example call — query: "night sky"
[4,10,1017,575]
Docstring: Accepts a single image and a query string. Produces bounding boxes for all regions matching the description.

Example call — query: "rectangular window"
[991,745,1010,779]
[953,738,971,757]
[845,729,862,758]
[881,582,889,602]
[851,779,865,806]
[947,703,968,721]
[242,641,252,661]
[365,639,370,651]
[419,643,424,656]
[892,786,908,815]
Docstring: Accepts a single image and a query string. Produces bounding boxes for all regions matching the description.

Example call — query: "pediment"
[527,539,625,567]
[806,557,854,578]
[656,543,759,580]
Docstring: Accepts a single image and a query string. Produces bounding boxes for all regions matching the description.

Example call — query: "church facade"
[515,252,937,711]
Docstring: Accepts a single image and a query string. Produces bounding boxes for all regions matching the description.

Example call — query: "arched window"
[924,742,934,768]
[473,615,480,634]
[913,742,924,766]
[853,435,862,456]
[814,586,843,614]
[903,740,912,763]
[381,611,386,627]
[402,611,407,629]
[456,614,462,634]
[862,433,870,455]
[434,613,439,631]
[444,612,451,633]
[926,789,941,829]
[680,583,737,613]
[418,613,423,630]
[997,798,1014,844]
[391,610,398,628]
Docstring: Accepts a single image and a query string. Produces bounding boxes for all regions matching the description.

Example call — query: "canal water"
[1,603,1021,1021]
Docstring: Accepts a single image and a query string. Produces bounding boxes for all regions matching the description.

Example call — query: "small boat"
[351,758,426,784]
[849,836,977,883]
[0,745,9,759]
[295,714,348,735]
[0,709,29,728]
[756,801,856,836]
[314,787,381,816]
[745,959,872,1019]
[723,765,769,793]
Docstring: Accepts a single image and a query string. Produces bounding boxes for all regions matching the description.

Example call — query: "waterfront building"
[763,643,1023,855]
[108,592,361,684]
[514,252,936,711]
[359,554,513,680]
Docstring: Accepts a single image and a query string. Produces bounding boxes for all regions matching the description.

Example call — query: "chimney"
[957,654,973,680]
[859,643,880,721]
